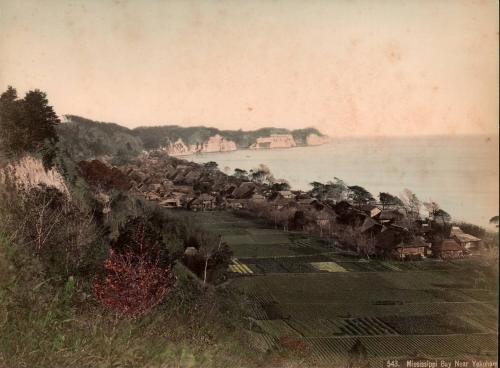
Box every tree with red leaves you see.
[78,159,131,191]
[93,249,175,317]
[93,216,176,317]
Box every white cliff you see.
[306,133,330,146]
[0,156,69,195]
[250,134,297,149]
[166,135,237,155]
[198,134,237,153]
[166,138,191,156]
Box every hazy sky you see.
[0,0,498,136]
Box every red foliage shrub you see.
[277,335,310,358]
[93,249,175,317]
[78,159,131,191]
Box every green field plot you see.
[263,301,497,321]
[239,255,335,274]
[423,288,478,303]
[250,233,291,245]
[228,243,298,258]
[246,302,269,320]
[233,273,469,305]
[303,334,498,362]
[340,317,398,335]
[380,261,402,271]
[287,317,398,337]
[381,315,481,335]
[246,331,277,353]
[336,261,397,272]
[244,290,278,306]
[289,238,315,248]
[251,259,289,273]
[222,234,255,245]
[390,262,423,271]
[245,228,286,235]
[391,301,497,318]
[335,261,374,272]
[289,235,334,252]
[458,313,498,333]
[287,245,325,255]
[456,289,498,303]
[252,320,303,338]
[277,255,332,273]
[286,319,344,337]
[411,260,461,271]
[209,227,250,235]
[377,270,476,291]
[364,261,397,272]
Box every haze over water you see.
[190,135,499,228]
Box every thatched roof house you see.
[450,226,481,251]
[432,239,464,259]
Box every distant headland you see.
[59,115,330,160]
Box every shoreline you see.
[168,142,330,157]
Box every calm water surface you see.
[189,135,499,227]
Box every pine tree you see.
[0,86,60,168]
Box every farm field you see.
[192,211,498,364]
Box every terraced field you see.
[193,211,498,365]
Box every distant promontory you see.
[59,115,329,161]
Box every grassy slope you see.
[0,233,264,368]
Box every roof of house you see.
[198,193,215,201]
[232,182,256,198]
[453,233,481,243]
[379,209,405,221]
[375,224,408,249]
[333,201,353,214]
[450,227,481,242]
[316,209,335,221]
[159,198,179,205]
[273,199,299,208]
[226,198,249,204]
[360,217,382,233]
[298,198,318,205]
[222,183,237,193]
[434,239,463,251]
[184,169,203,183]
[395,236,430,249]
[361,205,382,215]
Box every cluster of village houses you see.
[121,151,482,261]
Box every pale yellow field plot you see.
[381,262,402,271]
[228,258,254,275]
[309,262,347,273]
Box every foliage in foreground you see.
[93,249,176,317]
[0,181,107,280]
[0,237,260,368]
[0,164,274,367]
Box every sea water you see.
[189,135,499,227]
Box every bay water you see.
[189,135,499,227]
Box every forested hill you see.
[134,125,324,150]
[58,115,325,161]
[57,115,144,163]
